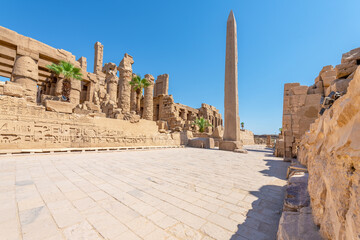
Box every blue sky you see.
[1,0,360,134]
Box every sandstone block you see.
[329,78,351,94]
[3,82,24,98]
[219,140,245,152]
[277,208,322,240]
[335,60,357,79]
[45,100,75,114]
[341,47,360,63]
[321,69,336,87]
[291,86,308,95]
[188,137,214,149]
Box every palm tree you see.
[46,61,82,101]
[241,122,244,130]
[194,117,212,133]
[129,74,150,114]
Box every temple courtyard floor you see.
[0,145,289,240]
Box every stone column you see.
[12,55,38,102]
[130,73,137,112]
[103,63,118,103]
[219,10,245,153]
[69,79,81,104]
[117,54,134,114]
[94,42,103,74]
[143,74,155,120]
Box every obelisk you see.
[219,10,246,153]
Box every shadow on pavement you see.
[230,157,290,240]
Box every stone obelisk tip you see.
[227,10,235,22]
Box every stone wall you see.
[239,129,255,145]
[297,66,360,240]
[280,47,360,160]
[0,95,178,149]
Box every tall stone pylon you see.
[219,10,246,153]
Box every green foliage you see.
[241,122,244,129]
[279,127,282,133]
[194,117,212,133]
[46,61,82,81]
[129,74,150,94]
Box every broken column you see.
[103,62,118,103]
[117,53,134,114]
[143,74,155,120]
[94,42,103,74]
[219,10,245,153]
[154,74,169,96]
[11,55,38,102]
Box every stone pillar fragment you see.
[130,74,137,113]
[103,63,118,103]
[69,79,81,104]
[219,10,245,153]
[12,55,38,102]
[154,74,169,97]
[143,74,155,120]
[117,54,134,114]
[94,42,103,74]
[77,57,87,72]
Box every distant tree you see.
[194,117,212,133]
[279,128,282,133]
[241,122,244,130]
[46,61,82,100]
[129,74,150,114]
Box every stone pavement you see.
[0,145,289,240]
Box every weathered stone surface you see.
[341,47,360,63]
[240,129,255,145]
[117,54,133,114]
[335,60,357,79]
[277,208,322,240]
[329,78,351,94]
[321,68,336,87]
[219,140,242,151]
[291,86,308,95]
[93,42,103,74]
[12,55,38,102]
[103,62,118,103]
[3,82,24,98]
[284,175,310,211]
[45,99,75,114]
[143,74,154,120]
[188,137,214,149]
[0,95,178,149]
[298,66,360,240]
[154,74,169,97]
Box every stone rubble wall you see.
[280,47,360,160]
[297,66,360,240]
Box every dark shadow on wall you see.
[230,159,290,240]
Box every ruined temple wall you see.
[281,48,360,159]
[0,95,179,149]
[297,66,360,240]
[239,129,254,145]
[282,83,322,159]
